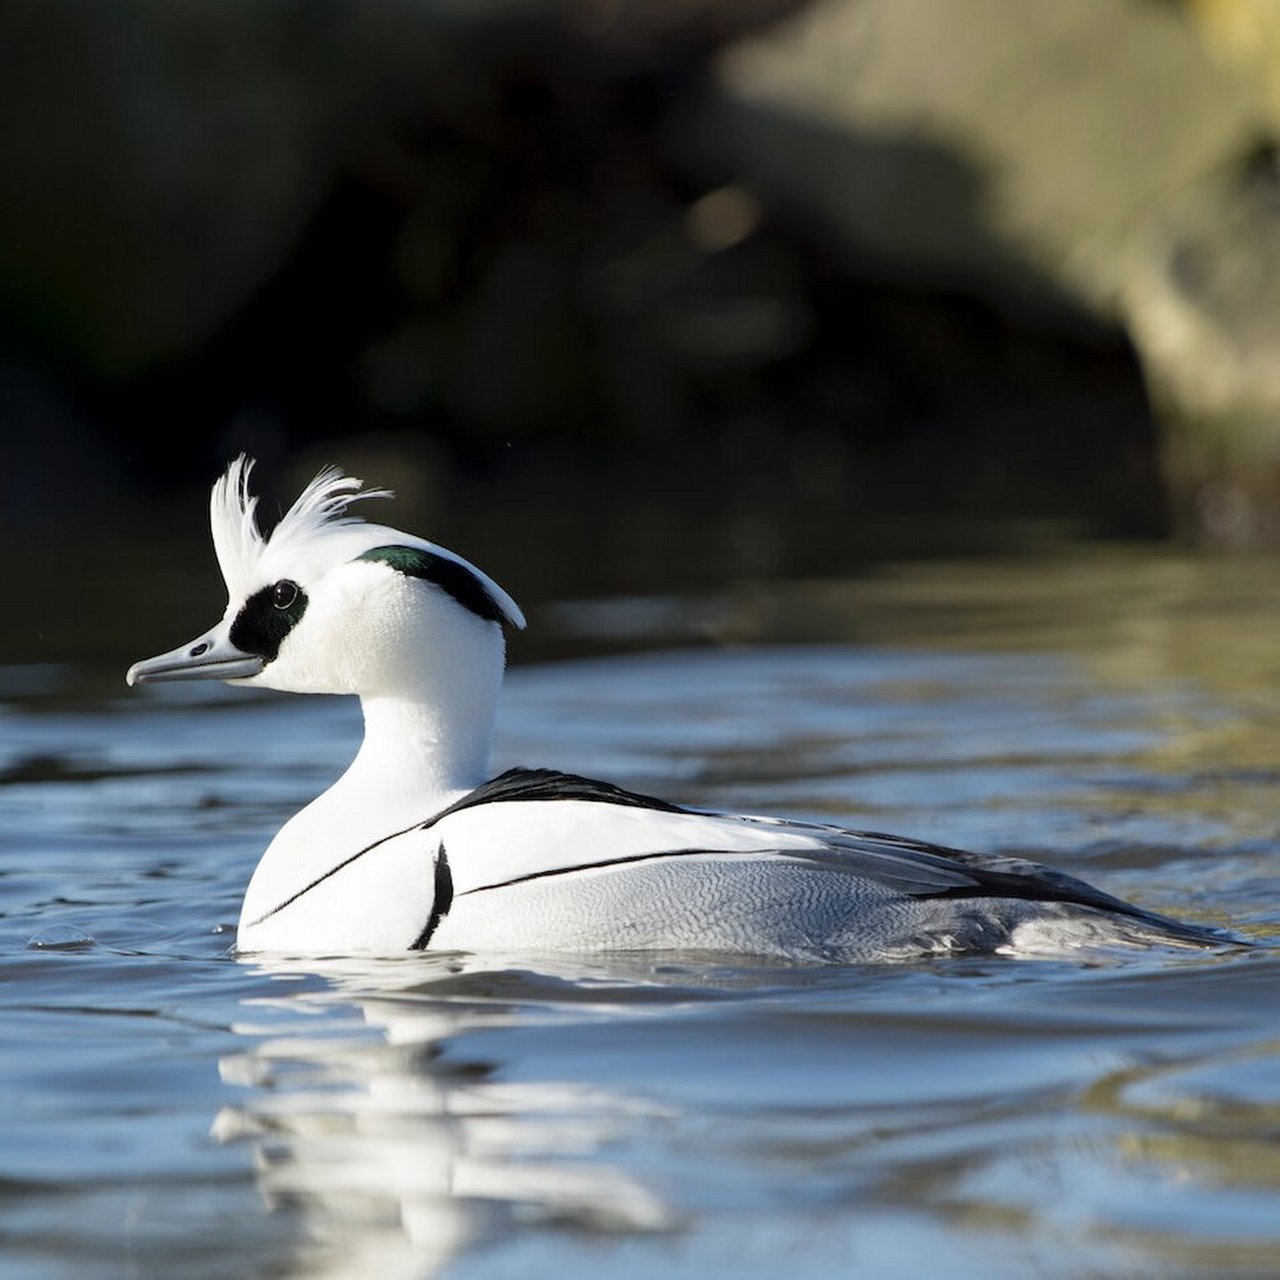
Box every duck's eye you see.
[271,580,299,610]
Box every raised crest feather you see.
[210,455,392,600]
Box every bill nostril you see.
[190,641,210,657]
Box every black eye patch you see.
[230,580,309,661]
[357,545,507,625]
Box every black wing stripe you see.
[426,767,688,824]
[455,847,757,896]
[450,833,1225,946]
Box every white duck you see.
[127,458,1230,958]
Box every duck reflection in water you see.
[211,953,678,1279]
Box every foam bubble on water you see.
[26,924,95,951]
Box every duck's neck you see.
[317,625,506,833]
[343,687,496,822]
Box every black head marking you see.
[229,579,309,661]
[357,544,508,625]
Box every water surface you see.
[2,550,1278,1278]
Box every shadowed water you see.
[2,551,1278,1279]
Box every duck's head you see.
[126,456,525,696]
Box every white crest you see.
[207,455,526,629]
[210,455,391,601]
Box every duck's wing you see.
[426,768,1227,947]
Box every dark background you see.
[4,0,1277,665]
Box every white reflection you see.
[213,953,679,1279]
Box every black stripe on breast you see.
[411,846,454,949]
[243,818,432,929]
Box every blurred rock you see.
[5,0,1271,547]
[699,0,1260,310]
[691,0,1280,538]
[1122,150,1280,545]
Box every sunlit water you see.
[3,552,1279,1279]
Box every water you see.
[2,550,1279,1279]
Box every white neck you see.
[326,619,505,828]
[341,684,496,824]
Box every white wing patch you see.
[435,800,831,897]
